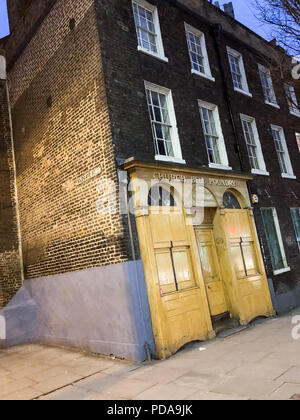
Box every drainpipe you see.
[0,55,25,283]
[210,23,253,201]
[210,24,245,172]
[118,169,152,361]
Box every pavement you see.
[0,308,300,400]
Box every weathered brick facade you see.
[0,52,23,308]
[0,0,299,314]
[95,0,300,306]
[1,0,132,285]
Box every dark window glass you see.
[148,186,176,207]
[223,192,241,209]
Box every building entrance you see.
[123,161,275,358]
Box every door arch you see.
[135,184,214,358]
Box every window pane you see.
[291,208,300,250]
[146,88,175,158]
[133,2,158,53]
[186,29,205,74]
[261,209,285,271]
[200,106,221,164]
[272,128,288,174]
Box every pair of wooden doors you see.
[139,204,274,358]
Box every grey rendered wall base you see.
[275,286,300,315]
[0,261,155,362]
[0,287,38,348]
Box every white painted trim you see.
[191,69,215,82]
[273,267,291,276]
[133,0,167,62]
[261,207,289,274]
[198,99,230,168]
[144,81,184,162]
[185,22,214,81]
[251,169,270,176]
[258,63,278,106]
[289,110,300,118]
[284,83,300,117]
[226,46,251,96]
[271,124,295,178]
[240,114,268,174]
[208,163,232,171]
[291,208,300,251]
[281,173,297,180]
[155,155,186,164]
[265,101,280,109]
[234,88,253,98]
[137,46,168,62]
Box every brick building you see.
[0,0,299,360]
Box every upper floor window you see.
[198,100,231,170]
[258,64,279,108]
[145,81,185,164]
[132,0,168,62]
[227,47,251,97]
[185,23,215,82]
[296,133,300,152]
[240,114,268,176]
[284,84,300,117]
[271,125,295,179]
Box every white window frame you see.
[185,23,215,82]
[198,99,231,170]
[227,47,252,97]
[132,0,168,63]
[296,132,300,153]
[240,114,269,176]
[258,64,279,109]
[291,208,300,251]
[144,81,185,164]
[261,208,290,276]
[271,124,296,179]
[284,84,300,117]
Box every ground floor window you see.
[291,208,300,251]
[261,208,290,275]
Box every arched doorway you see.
[136,183,214,358]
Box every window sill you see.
[191,69,215,82]
[155,155,186,165]
[209,163,232,171]
[265,101,280,109]
[137,46,169,63]
[282,173,296,179]
[273,267,291,276]
[251,169,270,176]
[234,87,253,98]
[289,111,300,118]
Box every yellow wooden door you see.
[146,207,214,358]
[196,229,228,317]
[224,209,274,324]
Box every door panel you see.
[224,209,274,323]
[148,209,212,357]
[196,229,228,317]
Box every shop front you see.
[123,160,275,359]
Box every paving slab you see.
[0,308,300,400]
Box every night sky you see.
[0,0,272,41]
